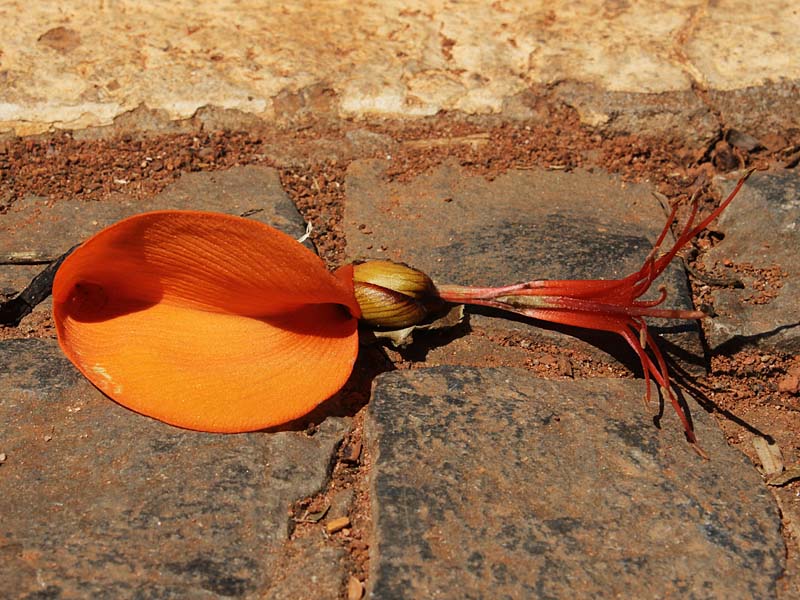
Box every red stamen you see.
[436,169,754,449]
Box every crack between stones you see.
[770,491,796,593]
[279,420,371,599]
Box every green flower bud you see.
[352,260,443,328]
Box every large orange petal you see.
[53,210,361,317]
[53,211,360,432]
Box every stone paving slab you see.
[702,171,800,353]
[264,536,347,600]
[1,165,309,311]
[0,264,40,299]
[1,2,798,139]
[0,164,307,259]
[345,159,705,374]
[0,338,347,598]
[366,367,785,599]
[0,169,346,597]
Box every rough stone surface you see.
[0,165,307,259]
[0,338,348,598]
[366,367,785,599]
[551,82,720,147]
[702,171,800,353]
[264,536,347,600]
[345,159,705,374]
[0,264,41,301]
[0,165,308,312]
[1,2,798,138]
[706,81,800,143]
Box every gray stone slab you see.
[264,536,346,600]
[366,367,784,599]
[552,83,719,148]
[1,165,307,259]
[0,264,41,298]
[706,82,800,145]
[1,165,309,317]
[345,160,704,374]
[0,338,348,598]
[702,171,800,353]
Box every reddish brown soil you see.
[1,112,799,598]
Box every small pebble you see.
[347,576,364,600]
[342,440,362,465]
[557,355,574,378]
[329,489,355,522]
[325,516,351,534]
[778,374,799,395]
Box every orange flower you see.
[53,211,361,433]
[53,171,751,449]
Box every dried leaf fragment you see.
[767,466,800,487]
[371,304,465,348]
[752,437,784,476]
[298,505,330,524]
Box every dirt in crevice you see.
[283,407,373,599]
[279,163,349,266]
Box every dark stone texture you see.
[550,80,800,152]
[706,81,800,144]
[552,81,719,148]
[263,536,346,600]
[0,165,307,260]
[0,265,41,299]
[702,171,800,353]
[345,160,705,374]
[0,338,348,598]
[0,165,310,316]
[366,367,784,599]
